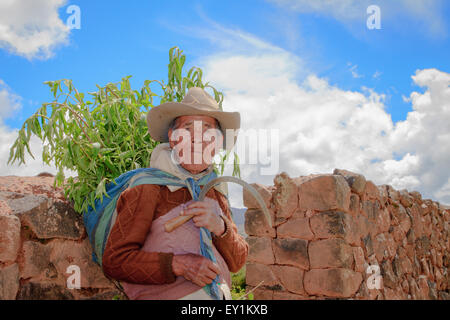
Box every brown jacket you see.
[102,184,248,285]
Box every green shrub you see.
[230,265,253,300]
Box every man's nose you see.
[191,128,207,142]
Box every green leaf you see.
[33,117,42,139]
[52,82,58,97]
[104,157,119,176]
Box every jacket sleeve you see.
[102,184,177,285]
[212,190,249,273]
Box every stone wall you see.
[243,169,449,300]
[0,175,126,300]
[1,170,448,300]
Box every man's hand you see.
[181,201,225,236]
[172,253,220,287]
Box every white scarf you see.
[149,143,228,196]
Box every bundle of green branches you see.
[8,46,241,215]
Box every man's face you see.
[168,115,223,174]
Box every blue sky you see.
[1,0,449,206]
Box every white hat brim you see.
[147,101,240,151]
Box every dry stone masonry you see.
[0,170,448,300]
[243,169,449,300]
[0,175,125,300]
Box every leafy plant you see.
[7,46,240,215]
[230,266,253,300]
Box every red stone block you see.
[243,183,274,210]
[345,215,362,246]
[0,263,19,300]
[392,225,406,242]
[422,214,432,237]
[436,251,443,268]
[309,238,354,269]
[271,265,305,295]
[385,233,397,259]
[309,211,347,239]
[244,209,276,238]
[361,199,382,222]
[21,241,52,280]
[417,276,429,299]
[420,258,431,278]
[0,200,13,215]
[358,214,371,239]
[430,248,437,266]
[246,236,275,265]
[272,172,299,224]
[409,278,420,299]
[409,191,422,203]
[0,213,21,263]
[390,202,408,226]
[387,185,400,202]
[399,189,413,208]
[298,174,351,212]
[378,185,389,206]
[420,203,431,216]
[384,287,406,300]
[273,238,309,270]
[377,207,391,234]
[245,263,279,288]
[401,279,409,294]
[373,233,388,262]
[49,238,116,289]
[380,260,397,289]
[399,214,412,235]
[349,193,360,216]
[352,247,366,273]
[434,268,444,290]
[363,181,381,202]
[273,291,309,300]
[333,169,367,195]
[410,204,424,238]
[304,268,363,298]
[401,257,414,275]
[277,217,314,240]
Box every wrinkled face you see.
[168,115,223,174]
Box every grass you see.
[230,265,253,300]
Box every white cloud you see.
[267,0,447,37]
[185,23,450,207]
[0,125,57,176]
[0,0,70,59]
[373,71,382,79]
[348,62,363,79]
[0,79,22,119]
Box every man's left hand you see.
[181,201,225,236]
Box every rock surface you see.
[0,174,126,300]
[244,169,450,300]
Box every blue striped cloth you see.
[185,177,221,300]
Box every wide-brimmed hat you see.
[147,87,240,151]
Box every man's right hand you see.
[172,253,220,287]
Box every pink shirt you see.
[121,197,232,300]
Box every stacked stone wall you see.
[0,176,124,300]
[243,169,449,300]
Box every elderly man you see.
[102,87,248,300]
